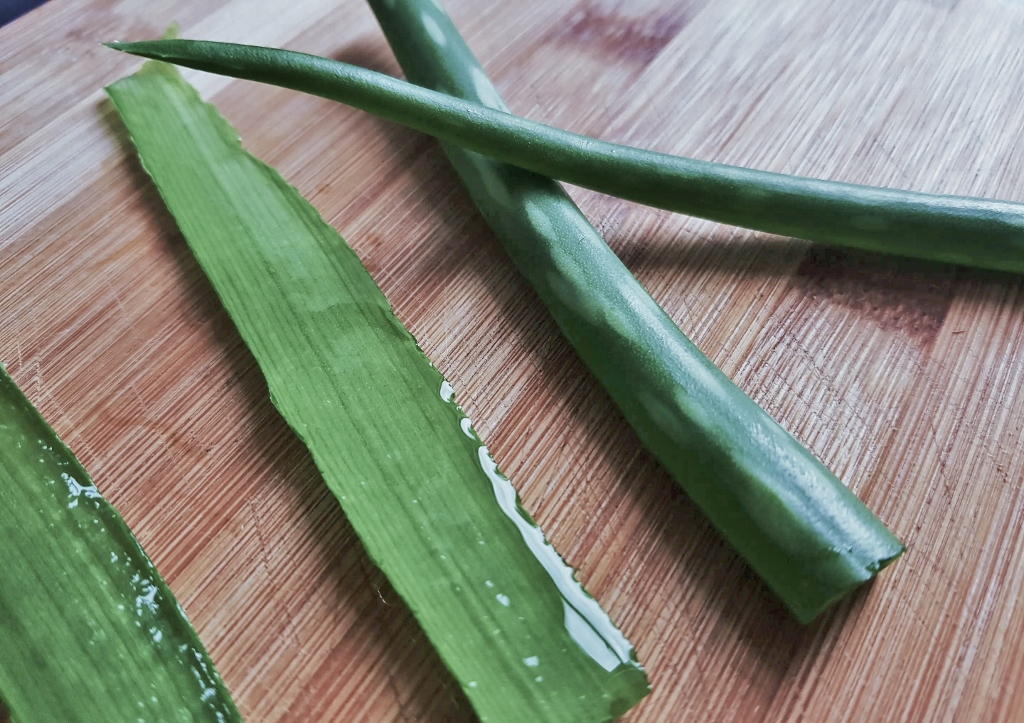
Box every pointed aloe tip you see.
[103,39,172,61]
[106,22,179,53]
[104,40,154,57]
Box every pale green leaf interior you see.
[106,61,649,722]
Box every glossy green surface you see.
[107,39,1024,274]
[106,61,649,722]
[0,366,240,722]
[364,0,903,623]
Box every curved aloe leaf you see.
[106,38,1024,274]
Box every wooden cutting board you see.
[3,0,1024,720]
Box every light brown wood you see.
[3,0,1024,720]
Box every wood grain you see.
[2,0,1023,720]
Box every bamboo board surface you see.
[2,0,1024,720]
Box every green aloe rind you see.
[365,0,903,624]
[106,38,1024,274]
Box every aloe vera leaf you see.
[364,0,905,624]
[0,365,241,722]
[106,39,1024,274]
[105,60,649,722]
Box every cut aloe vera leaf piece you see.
[105,38,1024,275]
[105,60,649,722]
[0,365,241,722]
[366,0,903,623]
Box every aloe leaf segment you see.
[363,0,904,623]
[106,60,649,722]
[0,365,241,722]
[106,38,1024,273]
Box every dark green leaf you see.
[0,365,241,722]
[365,0,904,624]
[107,38,1024,273]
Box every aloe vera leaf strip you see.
[105,38,1024,274]
[106,60,649,722]
[365,0,903,624]
[0,365,241,722]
